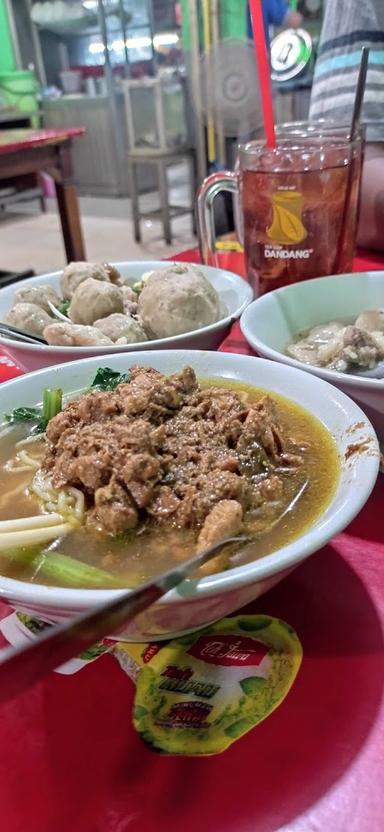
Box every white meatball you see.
[137,264,221,338]
[43,322,113,347]
[60,262,121,299]
[6,303,52,337]
[94,313,148,343]
[14,284,60,313]
[68,278,124,325]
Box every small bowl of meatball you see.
[0,261,253,371]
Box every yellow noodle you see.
[0,522,70,549]
[0,513,63,531]
[15,434,45,449]
[18,450,41,470]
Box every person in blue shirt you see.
[247,0,303,49]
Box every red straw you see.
[249,0,276,147]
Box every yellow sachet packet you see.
[115,614,302,756]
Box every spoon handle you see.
[0,536,246,704]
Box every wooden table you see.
[0,128,86,262]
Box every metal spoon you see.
[0,535,247,704]
[0,321,46,345]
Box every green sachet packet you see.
[115,614,302,756]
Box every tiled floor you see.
[0,164,197,274]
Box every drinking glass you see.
[197,122,364,295]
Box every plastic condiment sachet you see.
[115,614,302,755]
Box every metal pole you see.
[188,0,207,183]
[97,0,126,192]
[118,0,131,78]
[210,0,226,166]
[147,0,158,74]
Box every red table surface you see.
[1,251,384,832]
[0,127,85,154]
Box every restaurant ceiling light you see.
[89,42,105,54]
[88,34,178,55]
[153,33,179,48]
[125,36,152,49]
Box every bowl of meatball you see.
[240,271,384,438]
[0,260,253,371]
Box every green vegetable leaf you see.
[91,367,130,391]
[42,388,62,425]
[4,387,63,434]
[58,299,70,317]
[4,406,41,424]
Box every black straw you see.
[350,46,369,140]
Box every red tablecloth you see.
[0,252,384,832]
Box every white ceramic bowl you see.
[0,350,379,640]
[241,272,384,438]
[0,261,253,372]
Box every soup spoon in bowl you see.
[0,321,46,345]
[0,535,247,705]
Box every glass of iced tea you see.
[197,122,364,296]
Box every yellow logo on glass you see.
[267,191,307,245]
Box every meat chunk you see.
[355,309,384,333]
[198,499,243,549]
[41,366,301,537]
[238,397,284,460]
[90,479,138,534]
[117,366,197,422]
[43,322,113,346]
[121,452,161,507]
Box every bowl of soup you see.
[240,271,384,437]
[0,350,379,640]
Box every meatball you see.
[137,264,221,338]
[68,278,124,326]
[121,284,138,315]
[43,322,113,347]
[60,262,121,299]
[6,302,52,337]
[14,284,60,313]
[94,313,148,343]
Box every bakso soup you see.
[287,309,384,377]
[0,366,339,588]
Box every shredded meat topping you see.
[42,366,301,535]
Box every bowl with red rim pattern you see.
[0,349,379,641]
[0,261,253,372]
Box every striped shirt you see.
[309,0,384,141]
